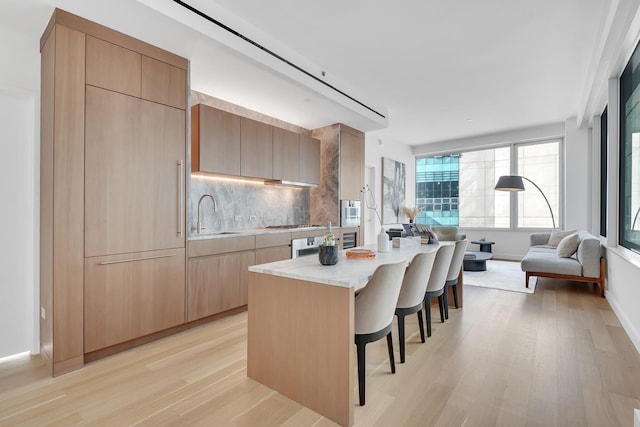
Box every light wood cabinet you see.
[311,124,365,227]
[191,104,241,175]
[84,248,186,353]
[241,117,273,179]
[255,232,291,264]
[40,22,86,376]
[339,127,365,201]
[40,8,189,374]
[187,250,255,321]
[299,134,321,185]
[86,35,141,97]
[141,55,187,109]
[255,246,291,264]
[272,127,299,182]
[85,86,185,257]
[191,104,320,185]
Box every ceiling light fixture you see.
[172,0,385,120]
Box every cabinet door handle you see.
[98,253,177,265]
[177,160,183,236]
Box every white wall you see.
[363,132,415,245]
[564,117,591,230]
[0,25,40,357]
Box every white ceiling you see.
[2,0,611,146]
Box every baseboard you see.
[607,293,640,355]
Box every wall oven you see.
[341,200,361,227]
[291,235,324,258]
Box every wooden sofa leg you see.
[525,272,530,288]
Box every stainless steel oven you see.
[291,235,323,258]
[341,200,361,227]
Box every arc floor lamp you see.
[495,175,556,229]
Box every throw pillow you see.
[548,229,577,247]
[556,232,579,257]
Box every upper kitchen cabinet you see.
[86,35,187,110]
[191,101,320,184]
[299,134,321,185]
[339,126,365,200]
[272,127,299,182]
[310,124,364,226]
[141,56,187,109]
[191,104,241,175]
[86,35,141,98]
[241,117,273,179]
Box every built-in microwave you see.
[341,200,361,227]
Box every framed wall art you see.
[382,157,406,224]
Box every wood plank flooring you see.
[1,277,639,426]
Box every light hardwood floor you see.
[1,278,639,426]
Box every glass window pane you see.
[600,107,607,237]
[516,141,560,228]
[458,147,510,228]
[620,42,640,252]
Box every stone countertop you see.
[188,226,328,240]
[248,243,447,289]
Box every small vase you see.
[318,245,338,265]
[377,229,390,253]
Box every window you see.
[416,140,561,229]
[620,42,640,251]
[600,107,607,237]
[517,142,560,228]
[415,155,459,225]
[458,147,510,228]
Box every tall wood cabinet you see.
[40,9,188,376]
[310,124,365,232]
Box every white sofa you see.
[520,230,606,297]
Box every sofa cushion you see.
[556,232,579,257]
[548,229,577,247]
[521,246,582,276]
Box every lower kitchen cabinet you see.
[255,246,291,264]
[187,250,256,321]
[254,233,291,264]
[84,248,186,353]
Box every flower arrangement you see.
[402,205,423,223]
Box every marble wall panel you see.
[189,175,310,235]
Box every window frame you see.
[415,138,564,231]
[600,106,608,237]
[619,43,640,253]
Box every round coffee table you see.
[471,240,495,253]
[463,251,493,271]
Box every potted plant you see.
[318,222,338,265]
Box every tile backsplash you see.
[189,175,310,235]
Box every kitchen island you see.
[247,242,455,426]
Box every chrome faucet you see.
[196,193,217,234]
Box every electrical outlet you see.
[41,307,46,320]
[249,215,257,221]
[235,215,243,221]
